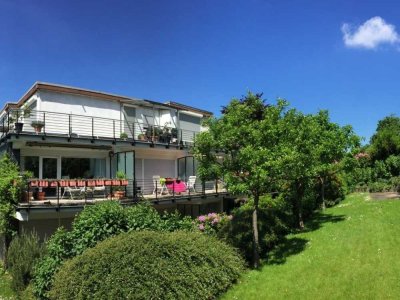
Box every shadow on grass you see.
[303,212,346,233]
[266,237,308,265]
[262,213,346,266]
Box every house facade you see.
[0,82,233,239]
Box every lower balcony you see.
[19,178,228,209]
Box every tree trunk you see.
[293,181,305,230]
[252,193,260,268]
[320,176,326,210]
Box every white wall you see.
[17,90,204,140]
[39,90,121,118]
[39,90,122,138]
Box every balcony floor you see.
[18,189,227,208]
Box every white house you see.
[0,82,234,239]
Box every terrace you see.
[19,177,228,209]
[0,108,199,147]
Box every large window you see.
[61,158,106,179]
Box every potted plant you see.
[9,105,31,133]
[145,126,153,141]
[171,128,178,144]
[138,133,146,141]
[120,132,128,140]
[113,171,126,199]
[31,120,45,133]
[37,191,46,200]
[153,127,163,142]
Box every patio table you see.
[166,179,187,193]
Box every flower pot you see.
[33,126,43,133]
[24,191,33,202]
[113,191,125,199]
[14,122,23,133]
[37,191,46,200]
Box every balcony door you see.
[123,106,136,138]
[116,151,135,197]
[41,157,60,197]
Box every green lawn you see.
[223,193,400,300]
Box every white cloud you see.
[342,16,400,49]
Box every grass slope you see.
[223,193,400,300]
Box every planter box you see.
[50,181,58,188]
[38,180,49,187]
[77,180,86,187]
[29,180,39,187]
[59,180,69,187]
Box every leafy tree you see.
[369,115,400,161]
[311,111,359,209]
[194,93,288,268]
[195,92,357,265]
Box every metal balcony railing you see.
[20,178,227,208]
[1,109,200,146]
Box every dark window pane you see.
[62,158,106,179]
[24,156,39,178]
[43,158,57,179]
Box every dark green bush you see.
[70,201,129,255]
[49,231,244,300]
[33,201,195,299]
[32,228,73,299]
[159,210,195,232]
[218,195,289,263]
[368,180,392,192]
[6,230,44,293]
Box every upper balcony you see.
[0,109,200,147]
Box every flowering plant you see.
[194,212,233,235]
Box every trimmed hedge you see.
[49,231,244,300]
[33,201,195,299]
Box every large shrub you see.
[33,201,195,299]
[218,195,289,263]
[6,230,44,293]
[0,154,30,260]
[49,231,244,300]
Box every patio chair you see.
[93,186,106,198]
[152,175,167,195]
[62,186,84,200]
[186,176,197,193]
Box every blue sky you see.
[1,0,400,142]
